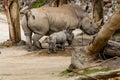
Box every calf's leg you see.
[61,43,65,51]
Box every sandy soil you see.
[0,46,72,80]
[0,13,72,80]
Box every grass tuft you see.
[60,69,71,76]
[83,68,112,74]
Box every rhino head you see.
[64,27,74,46]
[79,16,102,35]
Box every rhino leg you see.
[48,47,53,54]
[26,35,32,49]
[24,31,32,50]
[67,40,72,46]
[53,43,57,53]
[61,43,65,51]
[32,34,43,50]
[48,42,56,53]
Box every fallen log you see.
[104,40,120,56]
[73,35,120,57]
[76,69,120,80]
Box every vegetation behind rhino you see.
[21,4,99,50]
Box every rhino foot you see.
[48,50,57,54]
[27,46,40,51]
[61,48,65,51]
[48,51,52,54]
[17,40,26,46]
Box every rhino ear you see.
[66,26,70,30]
[44,36,50,43]
[66,27,74,34]
[66,26,72,32]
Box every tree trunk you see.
[71,9,120,69]
[4,0,21,44]
[93,0,103,24]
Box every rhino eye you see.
[21,2,24,6]
[90,22,92,24]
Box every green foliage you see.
[59,68,112,77]
[32,0,44,8]
[60,69,71,76]
[83,68,112,74]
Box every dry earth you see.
[0,46,72,80]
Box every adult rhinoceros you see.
[21,4,99,50]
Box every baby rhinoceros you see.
[45,28,74,53]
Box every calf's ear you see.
[69,29,74,34]
[43,37,49,43]
[66,26,70,31]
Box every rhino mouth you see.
[80,26,99,35]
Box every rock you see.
[0,40,13,47]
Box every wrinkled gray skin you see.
[45,28,74,53]
[21,4,99,51]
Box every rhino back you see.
[37,5,83,32]
[22,5,85,35]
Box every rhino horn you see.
[96,19,103,28]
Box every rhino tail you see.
[24,10,36,28]
[24,11,29,28]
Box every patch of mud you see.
[0,45,73,57]
[23,47,73,57]
[0,45,71,80]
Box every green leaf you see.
[32,0,44,8]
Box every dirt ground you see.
[0,46,73,80]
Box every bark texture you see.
[93,0,103,23]
[4,0,21,44]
